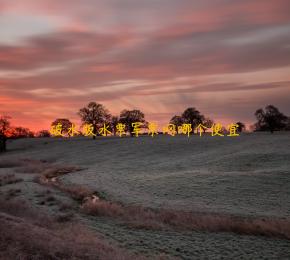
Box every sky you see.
[0,0,290,131]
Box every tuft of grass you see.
[0,174,23,186]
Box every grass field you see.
[0,133,290,259]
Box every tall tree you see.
[181,107,205,132]
[254,105,288,133]
[0,116,11,152]
[78,102,111,139]
[119,109,146,136]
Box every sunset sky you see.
[0,0,290,131]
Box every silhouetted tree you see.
[254,105,288,133]
[181,107,205,133]
[119,109,146,136]
[0,116,11,152]
[236,122,246,133]
[169,115,184,133]
[37,130,51,138]
[78,102,111,139]
[51,118,73,137]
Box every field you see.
[0,133,290,259]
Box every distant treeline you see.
[1,103,289,151]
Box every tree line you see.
[50,103,243,138]
[1,103,289,152]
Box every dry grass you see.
[42,166,83,178]
[35,176,92,201]
[29,161,91,202]
[55,183,92,201]
[0,199,144,260]
[81,200,290,240]
[27,161,90,201]
[0,198,53,226]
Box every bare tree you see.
[181,108,205,130]
[119,110,146,136]
[78,102,111,139]
[254,105,288,133]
